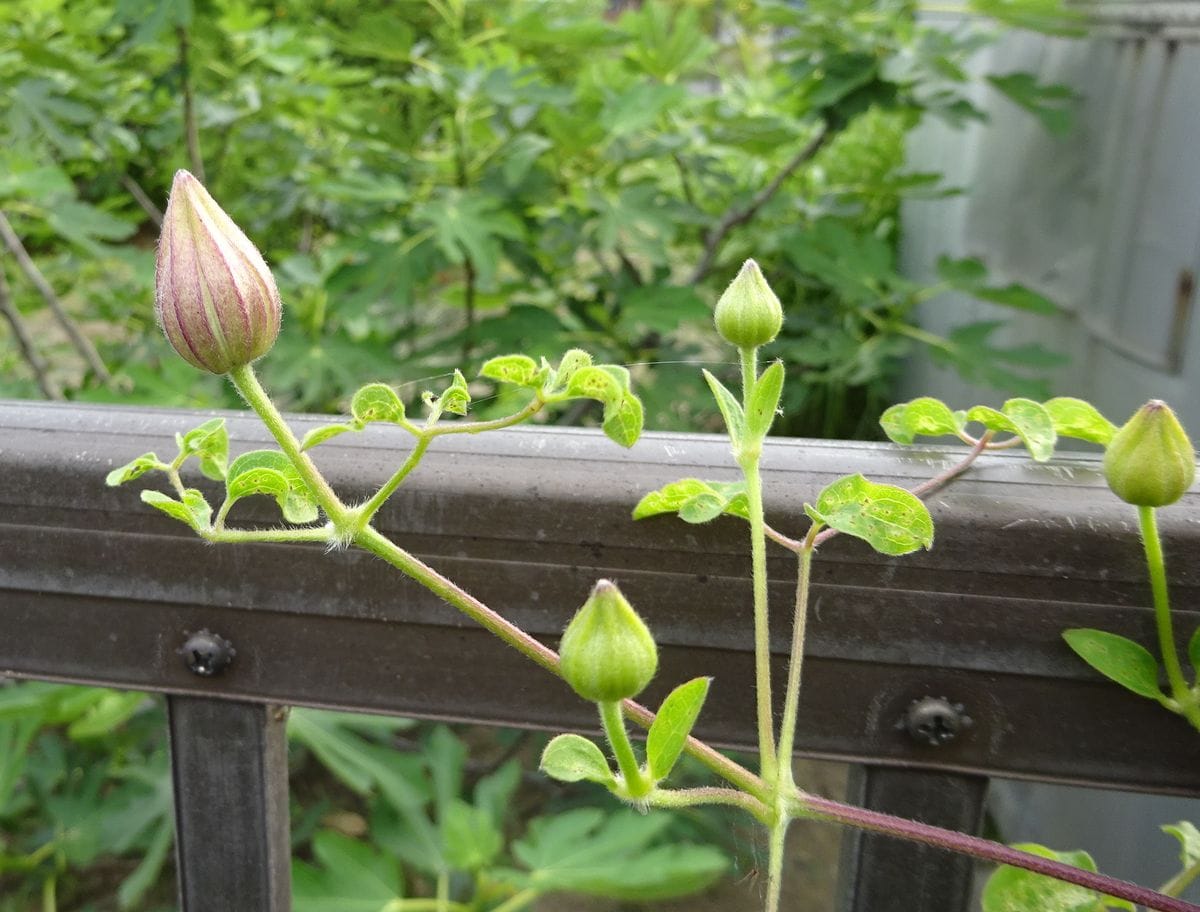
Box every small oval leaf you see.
[808,474,933,556]
[879,397,964,445]
[745,360,784,440]
[539,734,615,786]
[1062,628,1164,701]
[567,366,622,406]
[702,370,745,447]
[602,394,644,448]
[647,677,711,781]
[106,453,161,486]
[351,383,406,424]
[300,423,355,451]
[480,354,540,387]
[1043,398,1116,446]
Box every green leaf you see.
[982,843,1134,912]
[1043,398,1117,446]
[179,418,229,480]
[116,816,173,910]
[539,734,615,786]
[633,479,749,524]
[499,808,727,901]
[437,370,471,417]
[226,450,319,524]
[351,383,406,424]
[1163,821,1200,870]
[805,474,933,556]
[442,799,503,871]
[140,489,212,530]
[879,397,966,444]
[966,398,1057,461]
[745,361,784,439]
[553,349,593,390]
[647,677,710,781]
[702,370,745,447]
[66,691,146,740]
[1062,629,1164,701]
[480,354,542,388]
[987,73,1076,136]
[106,453,162,486]
[566,365,622,406]
[293,831,404,912]
[602,394,644,448]
[300,423,356,451]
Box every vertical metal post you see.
[167,697,291,912]
[836,766,988,912]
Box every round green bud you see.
[1103,400,1195,507]
[714,258,783,349]
[558,580,658,703]
[156,170,282,375]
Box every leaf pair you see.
[540,677,711,788]
[106,417,230,486]
[635,473,933,557]
[301,382,413,450]
[224,450,320,524]
[703,360,784,450]
[881,396,1117,461]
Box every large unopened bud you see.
[714,259,783,349]
[559,580,658,703]
[1104,400,1195,507]
[155,170,281,374]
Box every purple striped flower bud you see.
[155,170,281,374]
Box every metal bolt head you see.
[179,630,235,677]
[901,696,971,747]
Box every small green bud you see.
[559,580,658,703]
[1103,400,1195,507]
[155,170,282,374]
[714,259,783,349]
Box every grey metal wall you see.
[901,5,1200,897]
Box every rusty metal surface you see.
[2,401,1198,793]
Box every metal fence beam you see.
[167,696,290,912]
[3,401,1199,795]
[837,767,988,912]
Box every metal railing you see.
[2,400,1198,911]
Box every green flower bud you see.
[1103,400,1195,507]
[155,170,281,374]
[559,580,658,703]
[714,258,783,349]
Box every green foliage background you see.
[1,0,1073,438]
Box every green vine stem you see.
[1162,856,1200,899]
[737,344,778,785]
[644,787,771,825]
[599,700,650,798]
[799,794,1199,912]
[1138,505,1200,728]
[228,364,351,526]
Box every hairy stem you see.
[738,346,777,784]
[1162,856,1200,898]
[776,540,815,783]
[1138,505,1199,725]
[645,787,771,825]
[228,364,350,526]
[800,794,1200,912]
[599,700,648,798]
[764,819,790,912]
